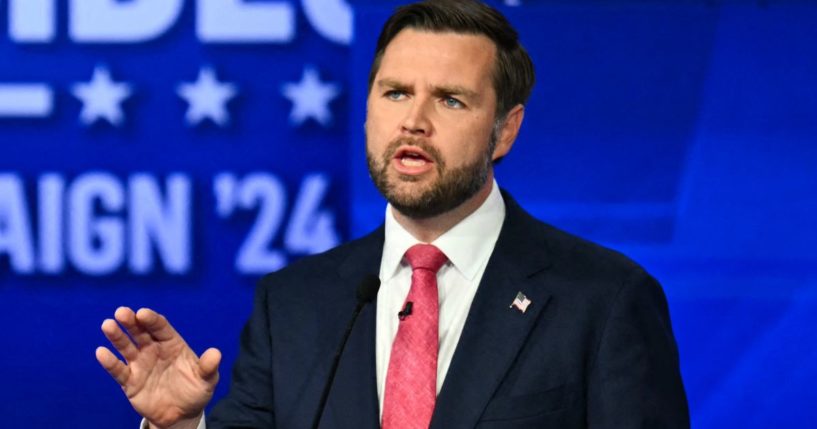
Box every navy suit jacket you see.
[208,192,689,428]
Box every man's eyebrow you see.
[376,79,410,91]
[375,79,481,101]
[431,85,479,100]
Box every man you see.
[97,1,689,428]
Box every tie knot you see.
[405,244,448,273]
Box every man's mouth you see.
[396,148,431,165]
[392,146,435,174]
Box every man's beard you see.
[366,135,495,220]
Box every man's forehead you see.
[376,29,497,81]
[384,28,496,54]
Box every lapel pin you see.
[510,291,531,313]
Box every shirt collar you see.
[379,180,506,282]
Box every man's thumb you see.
[198,348,222,380]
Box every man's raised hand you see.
[96,307,220,429]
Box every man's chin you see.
[393,168,435,183]
[386,190,431,210]
[385,174,433,194]
[388,201,438,220]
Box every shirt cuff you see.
[139,416,206,429]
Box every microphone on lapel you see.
[398,301,413,320]
[311,275,380,429]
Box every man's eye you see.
[385,90,405,100]
[444,97,464,108]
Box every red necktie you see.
[382,244,448,429]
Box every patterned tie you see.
[382,244,448,429]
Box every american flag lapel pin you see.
[510,291,531,313]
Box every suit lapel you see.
[431,194,553,429]
[323,227,384,429]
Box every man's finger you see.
[95,346,130,386]
[135,308,179,342]
[101,318,139,362]
[198,347,222,381]
[114,306,152,349]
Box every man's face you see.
[366,29,501,219]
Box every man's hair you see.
[367,0,535,120]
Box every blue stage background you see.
[1,1,815,427]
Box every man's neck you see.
[392,175,495,243]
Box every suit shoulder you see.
[502,190,645,282]
[519,215,669,331]
[538,220,643,276]
[508,206,651,297]
[256,226,384,289]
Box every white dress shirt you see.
[376,181,506,417]
[140,416,206,429]
[142,181,505,428]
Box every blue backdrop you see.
[1,1,815,427]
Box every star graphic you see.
[282,66,340,127]
[177,66,238,127]
[71,65,132,126]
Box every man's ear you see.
[492,104,525,161]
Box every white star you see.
[71,65,132,126]
[177,66,238,127]
[282,66,340,127]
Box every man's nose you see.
[400,98,433,136]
